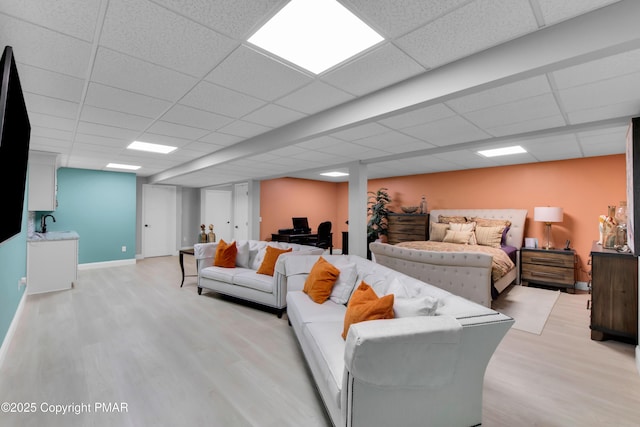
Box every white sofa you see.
[194,240,324,317]
[278,254,514,427]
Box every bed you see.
[370,209,527,307]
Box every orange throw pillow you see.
[303,257,340,304]
[256,246,292,276]
[213,239,237,268]
[342,282,394,340]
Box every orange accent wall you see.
[259,177,341,241]
[261,154,626,282]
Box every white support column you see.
[348,162,368,258]
[248,180,261,240]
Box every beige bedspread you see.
[395,241,515,283]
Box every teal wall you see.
[0,173,28,345]
[50,168,137,264]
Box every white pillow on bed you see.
[429,222,449,241]
[448,221,477,244]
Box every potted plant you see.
[367,187,391,243]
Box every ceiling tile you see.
[322,43,425,96]
[567,100,640,125]
[151,0,286,39]
[242,104,306,127]
[521,134,583,161]
[161,104,234,132]
[217,120,271,138]
[91,48,198,101]
[344,0,470,39]
[461,93,563,130]
[558,71,640,112]
[430,150,498,169]
[181,81,265,118]
[76,122,139,140]
[331,122,389,141]
[24,93,79,120]
[80,106,153,131]
[28,112,75,131]
[552,48,640,89]
[402,115,491,145]
[536,0,621,26]
[487,115,567,137]
[378,104,457,129]
[577,125,628,157]
[100,0,238,77]
[145,121,210,141]
[446,75,552,114]
[0,14,92,78]
[352,131,434,154]
[0,0,102,41]
[275,81,355,115]
[198,132,243,147]
[84,83,172,118]
[205,46,312,101]
[17,64,85,103]
[396,0,538,68]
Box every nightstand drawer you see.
[522,264,575,285]
[521,250,574,268]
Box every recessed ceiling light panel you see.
[106,163,141,170]
[321,171,349,177]
[248,0,383,74]
[127,141,177,154]
[478,145,527,158]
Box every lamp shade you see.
[534,206,563,223]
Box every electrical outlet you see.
[121,246,127,252]
[18,277,26,290]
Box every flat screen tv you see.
[0,46,31,244]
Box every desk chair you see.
[310,221,333,254]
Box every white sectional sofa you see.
[194,240,323,317]
[277,254,514,427]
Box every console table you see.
[179,248,196,287]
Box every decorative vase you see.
[603,206,617,249]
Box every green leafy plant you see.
[367,187,391,241]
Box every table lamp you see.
[534,206,563,250]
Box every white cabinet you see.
[28,151,59,211]
[27,235,78,295]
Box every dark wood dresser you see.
[589,242,638,344]
[386,213,428,245]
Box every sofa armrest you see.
[194,243,218,274]
[344,315,463,388]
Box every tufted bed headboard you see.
[428,209,528,249]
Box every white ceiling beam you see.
[149,0,640,184]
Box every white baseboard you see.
[0,291,26,369]
[636,346,640,375]
[78,259,136,270]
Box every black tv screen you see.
[0,46,31,243]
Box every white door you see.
[234,182,249,241]
[204,189,232,242]
[142,184,177,258]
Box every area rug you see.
[491,285,560,335]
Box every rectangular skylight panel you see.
[127,141,177,154]
[478,145,527,157]
[248,0,383,74]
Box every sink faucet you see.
[41,214,56,233]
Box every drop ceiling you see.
[1,0,638,188]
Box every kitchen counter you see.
[28,231,79,241]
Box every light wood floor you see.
[1,255,639,426]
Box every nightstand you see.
[521,247,576,292]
